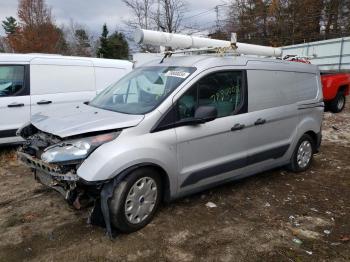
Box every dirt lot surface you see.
[0,105,349,262]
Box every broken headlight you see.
[41,132,120,164]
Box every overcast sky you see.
[0,0,227,37]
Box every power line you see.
[182,4,228,21]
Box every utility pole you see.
[157,0,160,31]
[215,5,220,31]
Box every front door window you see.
[177,71,243,120]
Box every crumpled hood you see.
[31,103,144,138]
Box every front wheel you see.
[328,91,346,113]
[109,168,162,233]
[288,134,314,172]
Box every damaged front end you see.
[17,124,119,209]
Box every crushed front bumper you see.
[18,151,79,199]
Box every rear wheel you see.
[288,134,314,172]
[328,91,346,113]
[109,168,162,233]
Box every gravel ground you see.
[0,104,349,262]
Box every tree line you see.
[220,0,350,46]
[124,0,350,48]
[1,0,349,56]
[0,0,129,59]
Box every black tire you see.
[288,134,315,172]
[328,91,346,113]
[109,167,162,233]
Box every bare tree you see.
[155,0,187,33]
[0,37,12,52]
[63,20,93,56]
[122,0,187,51]
[18,0,52,27]
[122,0,158,51]
[122,0,155,29]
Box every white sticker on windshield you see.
[164,71,190,78]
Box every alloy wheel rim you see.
[297,140,312,168]
[337,96,345,110]
[125,177,158,224]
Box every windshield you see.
[90,66,196,114]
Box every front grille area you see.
[18,151,79,182]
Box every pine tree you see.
[97,25,129,59]
[1,17,18,35]
[107,31,129,59]
[97,24,109,58]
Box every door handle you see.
[254,118,266,125]
[37,100,52,105]
[231,123,245,131]
[7,103,24,108]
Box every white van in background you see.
[0,54,133,145]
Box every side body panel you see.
[297,70,323,144]
[175,113,250,194]
[30,59,96,116]
[245,69,299,167]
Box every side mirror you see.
[194,105,217,123]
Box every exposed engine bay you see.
[17,124,114,209]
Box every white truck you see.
[0,54,133,145]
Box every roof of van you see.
[142,55,319,74]
[0,53,133,68]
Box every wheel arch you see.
[305,130,317,145]
[92,161,172,237]
[114,162,172,203]
[304,130,321,152]
[295,115,322,153]
[339,84,349,96]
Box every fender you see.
[77,131,178,197]
[293,110,323,152]
[80,133,178,238]
[297,110,322,135]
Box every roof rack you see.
[283,54,315,64]
[134,29,282,58]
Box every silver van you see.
[18,55,323,234]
